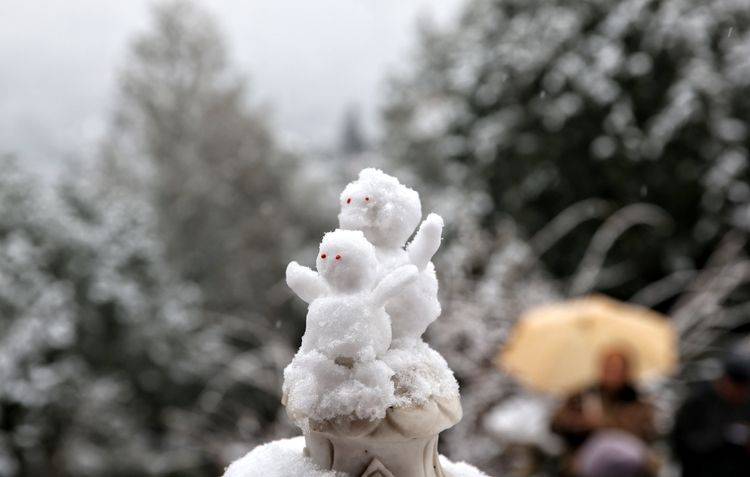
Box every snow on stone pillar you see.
[223,169,488,477]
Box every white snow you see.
[338,168,444,342]
[316,230,379,293]
[384,338,459,407]
[439,456,492,477]
[301,294,391,361]
[223,437,345,477]
[483,396,562,455]
[338,168,422,249]
[287,229,419,362]
[223,437,490,477]
[283,169,457,426]
[283,351,395,424]
[283,337,460,425]
[388,261,441,341]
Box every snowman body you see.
[288,229,418,363]
[301,292,391,362]
[339,168,443,342]
[284,228,419,423]
[374,247,440,342]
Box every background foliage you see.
[1,0,749,475]
[386,0,750,468]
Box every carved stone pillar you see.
[300,395,462,477]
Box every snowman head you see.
[317,229,377,292]
[338,168,422,248]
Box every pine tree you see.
[109,0,298,320]
[339,105,367,155]
[385,0,750,302]
[0,156,219,475]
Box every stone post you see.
[297,395,462,477]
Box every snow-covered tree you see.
[386,0,750,301]
[339,105,368,155]
[384,0,750,472]
[0,156,295,475]
[105,0,302,323]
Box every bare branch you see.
[675,260,750,335]
[569,203,672,295]
[670,231,746,317]
[630,269,697,307]
[530,198,611,255]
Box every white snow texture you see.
[339,168,443,342]
[283,350,396,423]
[283,168,457,425]
[483,395,563,454]
[223,437,490,477]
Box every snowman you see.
[338,168,443,344]
[286,229,417,364]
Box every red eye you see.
[346,198,351,204]
[320,253,327,259]
[364,197,370,202]
[335,254,342,260]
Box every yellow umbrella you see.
[498,295,677,395]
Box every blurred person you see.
[577,430,651,477]
[551,349,657,476]
[671,350,750,477]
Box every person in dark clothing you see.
[551,350,657,476]
[551,382,656,451]
[552,350,657,451]
[671,351,750,477]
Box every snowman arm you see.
[406,213,444,271]
[286,261,327,303]
[371,265,419,308]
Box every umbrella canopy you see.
[498,295,677,395]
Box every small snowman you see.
[286,229,417,364]
[338,168,443,343]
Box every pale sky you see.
[0,0,465,176]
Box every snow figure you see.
[282,229,418,424]
[223,169,488,477]
[338,168,443,343]
[286,229,418,363]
